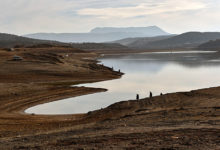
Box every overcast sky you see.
[1,0,220,35]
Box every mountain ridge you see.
[115,32,220,50]
[24,26,170,43]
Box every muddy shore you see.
[0,47,219,149]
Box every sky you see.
[0,0,220,35]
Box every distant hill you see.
[110,37,144,46]
[90,26,168,35]
[70,43,129,51]
[128,32,220,50]
[0,32,130,51]
[198,39,220,50]
[112,35,175,48]
[0,33,66,48]
[24,26,170,43]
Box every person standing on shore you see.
[136,94,139,100]
[150,92,153,98]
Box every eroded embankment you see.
[0,46,122,138]
[0,47,219,149]
[0,86,220,149]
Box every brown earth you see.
[0,46,219,149]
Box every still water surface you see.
[26,51,220,114]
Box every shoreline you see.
[0,47,219,149]
[1,86,219,149]
[0,46,123,137]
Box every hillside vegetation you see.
[114,32,220,50]
[198,39,220,50]
[0,33,65,48]
[112,35,174,48]
[70,43,129,51]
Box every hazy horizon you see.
[2,26,220,37]
[1,0,220,35]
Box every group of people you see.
[136,92,163,100]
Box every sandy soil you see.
[0,47,219,149]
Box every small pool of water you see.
[25,51,220,114]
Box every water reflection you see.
[26,51,220,114]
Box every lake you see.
[25,51,220,114]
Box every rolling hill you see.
[3,31,220,51]
[0,33,66,48]
[123,32,220,50]
[198,39,220,50]
[70,43,129,51]
[112,35,175,48]
[0,33,129,51]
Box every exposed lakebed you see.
[26,51,220,114]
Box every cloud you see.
[0,0,219,34]
[77,0,206,18]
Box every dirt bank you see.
[0,46,122,138]
[0,47,219,149]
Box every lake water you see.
[25,51,220,114]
